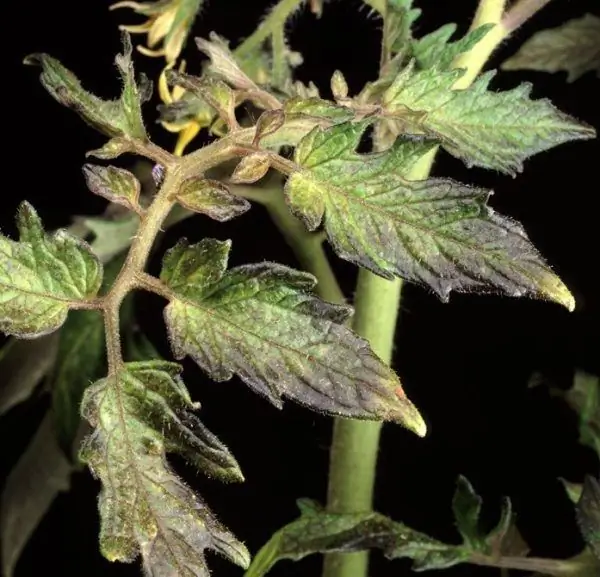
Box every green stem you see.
[235,0,305,59]
[321,2,509,577]
[262,179,345,305]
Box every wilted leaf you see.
[245,498,464,577]
[159,238,426,435]
[174,177,250,222]
[82,164,141,213]
[0,334,59,416]
[502,14,600,82]
[577,476,600,559]
[230,153,271,184]
[381,61,595,174]
[285,120,574,309]
[25,33,149,140]
[79,361,249,574]
[412,23,493,71]
[1,413,74,577]
[0,202,102,338]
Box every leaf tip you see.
[540,275,576,312]
[393,386,427,437]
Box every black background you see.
[2,0,599,576]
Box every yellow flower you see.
[158,61,213,156]
[110,0,202,64]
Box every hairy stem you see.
[235,0,305,59]
[100,134,244,371]
[322,2,509,577]
[502,0,553,34]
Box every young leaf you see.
[166,69,238,130]
[412,23,494,71]
[230,153,271,184]
[0,334,59,416]
[245,499,464,577]
[452,476,483,549]
[254,109,286,143]
[284,97,354,122]
[1,413,74,577]
[0,202,102,338]
[577,476,600,559]
[159,239,426,436]
[285,121,574,310]
[196,34,259,91]
[330,70,349,100]
[174,177,250,222]
[25,33,149,140]
[382,61,595,174]
[502,14,600,83]
[82,164,142,213]
[80,361,248,574]
[86,137,136,160]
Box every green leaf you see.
[159,238,426,436]
[452,476,483,549]
[577,476,600,560]
[0,202,102,338]
[450,476,520,555]
[285,120,575,310]
[174,177,250,221]
[81,213,140,263]
[382,61,595,174]
[245,499,464,577]
[82,164,141,213]
[565,371,600,457]
[502,14,600,83]
[247,478,520,576]
[560,478,584,504]
[383,0,422,56]
[49,309,105,457]
[412,24,494,71]
[0,334,59,416]
[24,32,149,140]
[79,361,248,574]
[1,413,75,577]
